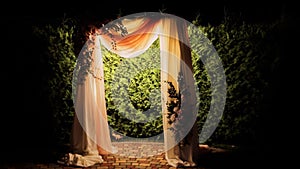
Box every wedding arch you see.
[64,12,226,167]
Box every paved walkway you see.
[0,142,243,169]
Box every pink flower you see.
[170,114,176,122]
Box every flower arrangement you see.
[165,71,196,146]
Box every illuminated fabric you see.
[67,13,199,167]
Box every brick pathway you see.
[0,142,177,169]
[1,142,233,169]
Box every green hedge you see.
[33,18,77,146]
[191,17,280,145]
[102,40,163,139]
[34,15,280,146]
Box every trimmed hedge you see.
[34,15,280,146]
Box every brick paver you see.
[0,142,177,169]
[1,142,227,169]
[0,142,270,169]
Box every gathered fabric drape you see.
[65,13,199,167]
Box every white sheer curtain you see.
[64,13,199,167]
[159,17,199,167]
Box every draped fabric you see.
[71,37,117,155]
[159,17,199,167]
[65,13,200,167]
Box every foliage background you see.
[32,13,281,150]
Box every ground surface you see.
[0,142,276,169]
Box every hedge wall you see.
[34,15,280,147]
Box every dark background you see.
[1,0,297,167]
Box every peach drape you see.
[67,13,199,167]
